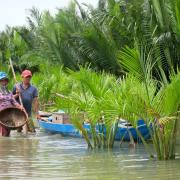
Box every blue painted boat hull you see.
[38,120,150,141]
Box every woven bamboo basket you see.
[0,107,28,130]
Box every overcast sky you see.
[0,0,98,31]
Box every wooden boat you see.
[38,112,150,141]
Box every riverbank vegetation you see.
[1,0,180,160]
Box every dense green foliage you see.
[0,0,180,77]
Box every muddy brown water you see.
[0,130,180,180]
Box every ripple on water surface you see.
[0,130,180,180]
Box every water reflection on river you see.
[0,130,180,180]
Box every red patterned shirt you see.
[0,88,19,111]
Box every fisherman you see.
[13,70,41,133]
[0,72,23,136]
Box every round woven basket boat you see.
[0,107,28,130]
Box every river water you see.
[0,130,180,180]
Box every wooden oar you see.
[9,58,23,105]
[55,93,69,99]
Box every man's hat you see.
[21,70,32,78]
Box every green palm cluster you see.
[30,66,180,160]
[1,0,180,77]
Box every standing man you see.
[13,70,40,132]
